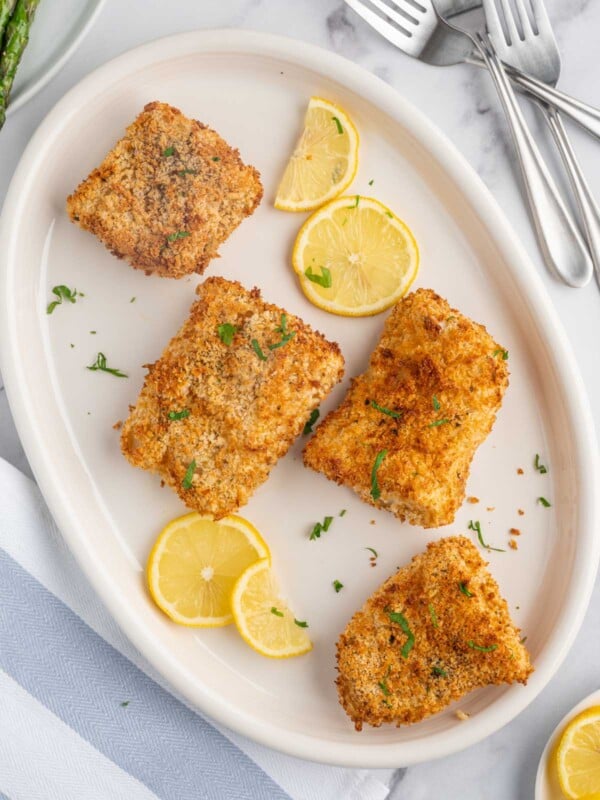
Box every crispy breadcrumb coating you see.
[303,289,509,528]
[121,277,344,517]
[336,536,532,730]
[67,102,263,278]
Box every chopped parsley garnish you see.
[268,315,296,349]
[166,231,190,243]
[130,297,136,303]
[275,314,288,334]
[538,496,551,507]
[294,619,308,628]
[432,395,441,411]
[303,408,320,435]
[339,509,347,517]
[268,332,296,350]
[378,678,391,696]
[182,460,196,489]
[310,515,334,540]
[348,195,360,208]
[162,146,175,157]
[534,454,548,474]
[304,266,332,288]
[309,522,322,540]
[385,211,393,218]
[468,641,498,652]
[365,547,378,559]
[459,582,474,597]
[368,179,374,186]
[217,323,237,346]
[90,331,96,335]
[251,339,267,361]
[520,636,528,644]
[369,400,402,419]
[432,666,448,677]
[492,348,509,360]
[271,607,284,617]
[370,449,388,500]
[428,418,449,428]
[212,156,221,162]
[387,610,415,659]
[47,284,79,314]
[168,409,190,421]
[468,519,505,552]
[428,603,439,628]
[332,116,343,134]
[87,352,127,378]
[178,169,198,176]
[120,700,130,707]
[333,580,344,593]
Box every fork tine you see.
[527,0,553,37]
[496,0,522,45]
[365,0,419,31]
[344,0,412,44]
[387,0,426,23]
[481,0,507,43]
[512,0,535,36]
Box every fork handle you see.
[544,105,600,282]
[468,54,600,141]
[474,32,592,288]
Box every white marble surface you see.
[1,1,599,797]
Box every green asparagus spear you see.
[0,0,41,130]
[0,0,17,47]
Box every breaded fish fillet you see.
[337,536,532,730]
[121,277,344,518]
[303,289,509,528]
[67,102,263,278]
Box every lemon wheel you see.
[556,706,600,799]
[147,513,270,627]
[292,195,419,316]
[231,559,312,658]
[275,96,359,212]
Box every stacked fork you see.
[344,0,600,288]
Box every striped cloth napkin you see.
[0,457,392,800]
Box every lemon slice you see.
[292,195,419,316]
[147,513,270,627]
[231,559,312,658]
[275,97,359,212]
[556,706,600,799]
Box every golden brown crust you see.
[120,277,344,517]
[303,289,509,528]
[66,102,263,278]
[336,536,532,730]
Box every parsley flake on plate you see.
[87,353,127,378]
[47,284,79,314]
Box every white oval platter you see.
[0,30,597,767]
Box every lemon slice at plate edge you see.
[275,96,359,212]
[231,559,312,658]
[556,705,600,799]
[147,513,270,627]
[292,195,420,317]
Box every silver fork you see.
[483,0,600,281]
[343,0,600,140]
[344,0,592,287]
